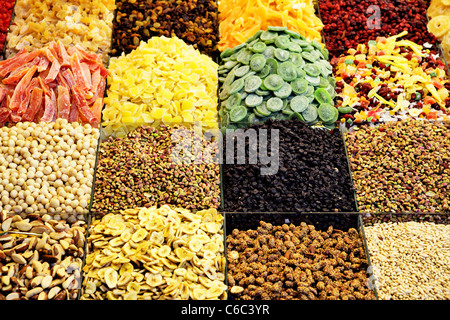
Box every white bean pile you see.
[365,221,450,300]
[0,119,99,218]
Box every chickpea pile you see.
[0,119,99,217]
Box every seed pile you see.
[221,119,356,212]
[0,120,99,216]
[103,36,218,137]
[0,212,87,300]
[345,119,450,213]
[92,125,220,213]
[365,220,450,300]
[227,220,375,300]
[82,206,226,300]
[111,0,218,58]
[319,0,436,59]
[219,27,338,129]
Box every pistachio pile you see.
[345,120,450,213]
[0,212,86,300]
[81,206,226,300]
[92,125,220,213]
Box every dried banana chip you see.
[131,228,148,243]
[189,238,203,252]
[146,273,164,287]
[104,267,118,289]
[117,272,133,287]
[192,286,207,300]
[158,245,171,257]
[127,282,141,293]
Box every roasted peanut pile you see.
[0,120,99,217]
[365,221,450,300]
[92,125,220,213]
[227,221,375,300]
[0,212,86,300]
[81,206,226,300]
[346,120,450,213]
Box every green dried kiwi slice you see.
[218,76,226,83]
[236,48,252,65]
[304,64,320,77]
[292,39,310,47]
[325,84,336,99]
[277,61,297,82]
[248,113,262,125]
[311,40,323,51]
[266,97,284,112]
[260,30,278,43]
[274,35,290,49]
[274,48,290,61]
[250,41,267,53]
[323,121,336,130]
[226,93,242,110]
[314,88,332,104]
[234,65,250,78]
[274,112,289,121]
[245,94,263,107]
[317,103,338,123]
[301,105,318,122]
[321,47,330,60]
[318,77,329,88]
[240,71,257,81]
[263,46,275,59]
[220,48,234,59]
[301,51,317,62]
[255,102,271,116]
[256,64,271,79]
[305,75,321,86]
[296,68,306,78]
[267,26,287,32]
[328,76,337,87]
[291,78,308,95]
[283,29,301,39]
[229,105,248,122]
[263,74,284,91]
[305,85,315,97]
[281,104,294,115]
[288,112,305,122]
[223,69,236,87]
[301,45,314,52]
[223,60,239,69]
[246,30,263,43]
[265,58,278,75]
[228,78,245,95]
[253,106,266,118]
[256,89,270,96]
[290,95,309,113]
[274,82,292,99]
[244,75,263,93]
[249,54,267,72]
[288,42,302,53]
[219,87,230,100]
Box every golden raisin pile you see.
[226,221,376,300]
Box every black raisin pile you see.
[221,119,357,212]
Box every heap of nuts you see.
[0,212,86,300]
[81,206,226,300]
[345,119,450,213]
[227,221,376,300]
[0,119,99,217]
[365,220,450,300]
[111,0,218,58]
[92,125,221,213]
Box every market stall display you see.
[345,119,450,213]
[111,0,219,58]
[6,0,115,65]
[0,0,449,302]
[81,206,226,300]
[218,0,323,52]
[365,217,450,300]
[221,119,357,212]
[92,125,220,214]
[218,27,337,129]
[319,0,436,60]
[332,32,450,126]
[102,36,218,137]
